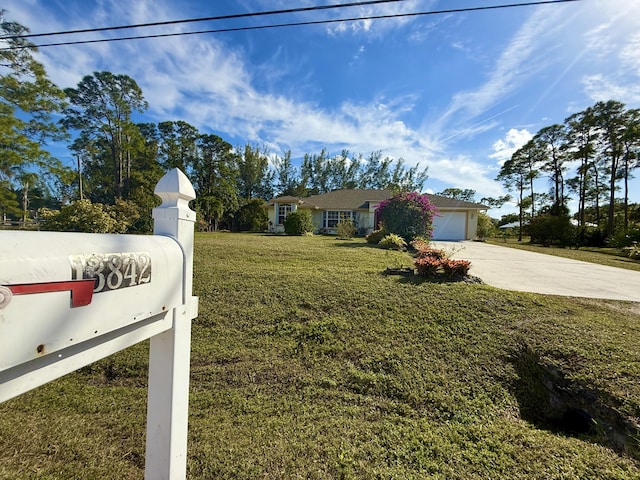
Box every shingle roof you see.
[426,193,488,210]
[301,189,393,210]
[269,190,488,210]
[267,195,302,206]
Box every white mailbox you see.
[0,231,183,372]
[0,168,198,480]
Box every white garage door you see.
[432,212,467,240]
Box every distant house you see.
[266,189,488,240]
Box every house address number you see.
[70,252,152,293]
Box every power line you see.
[0,0,584,51]
[1,0,408,40]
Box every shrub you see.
[366,228,388,244]
[284,210,314,235]
[336,219,356,239]
[476,212,496,240]
[575,228,607,248]
[409,237,430,252]
[414,256,441,276]
[39,200,117,233]
[378,233,407,250]
[414,245,445,260]
[608,229,640,248]
[414,257,472,279]
[236,198,268,232]
[441,259,472,278]
[376,191,438,241]
[529,214,575,247]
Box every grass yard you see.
[487,237,640,272]
[1,233,639,479]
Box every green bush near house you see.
[336,219,356,239]
[378,233,407,250]
[366,227,388,244]
[284,209,314,235]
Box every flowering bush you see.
[376,191,438,241]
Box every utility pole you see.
[77,155,84,200]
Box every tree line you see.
[0,12,428,233]
[497,100,640,243]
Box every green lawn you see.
[487,237,640,272]
[1,233,639,479]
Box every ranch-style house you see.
[266,189,488,240]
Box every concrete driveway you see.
[431,241,640,302]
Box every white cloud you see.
[426,155,503,198]
[325,0,435,37]
[579,2,640,104]
[436,6,562,129]
[582,75,640,104]
[489,128,533,166]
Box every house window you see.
[324,211,353,228]
[278,204,292,225]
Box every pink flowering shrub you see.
[376,191,438,241]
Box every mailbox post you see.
[0,168,198,480]
[146,168,197,479]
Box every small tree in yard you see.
[284,210,314,235]
[376,191,438,241]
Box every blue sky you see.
[4,0,640,215]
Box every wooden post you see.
[146,168,198,480]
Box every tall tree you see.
[620,108,640,231]
[325,151,361,191]
[436,188,476,202]
[0,11,68,220]
[63,71,148,201]
[515,139,543,218]
[592,100,627,236]
[193,134,238,230]
[497,146,533,241]
[359,151,392,189]
[132,122,167,231]
[273,150,298,196]
[300,149,330,195]
[157,120,199,173]
[237,143,273,199]
[534,124,568,209]
[565,107,597,228]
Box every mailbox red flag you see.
[6,279,95,307]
